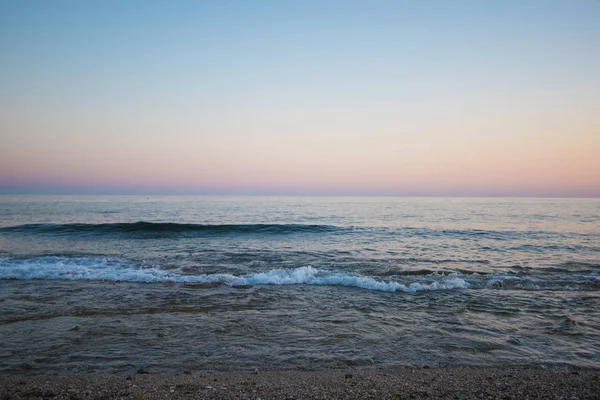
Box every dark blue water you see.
[0,196,599,374]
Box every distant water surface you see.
[0,196,599,374]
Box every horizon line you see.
[0,192,598,199]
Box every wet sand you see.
[1,367,599,399]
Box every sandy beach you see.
[2,367,599,399]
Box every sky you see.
[1,0,599,197]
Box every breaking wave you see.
[1,257,598,292]
[0,257,467,292]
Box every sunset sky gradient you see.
[1,0,599,196]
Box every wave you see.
[1,257,598,292]
[0,222,340,237]
[0,257,467,292]
[3,223,596,244]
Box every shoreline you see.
[2,366,599,399]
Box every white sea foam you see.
[0,257,470,293]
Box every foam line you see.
[0,257,469,293]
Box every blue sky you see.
[1,0,599,196]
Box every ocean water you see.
[0,195,599,375]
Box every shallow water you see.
[0,196,599,374]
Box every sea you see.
[0,195,599,375]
